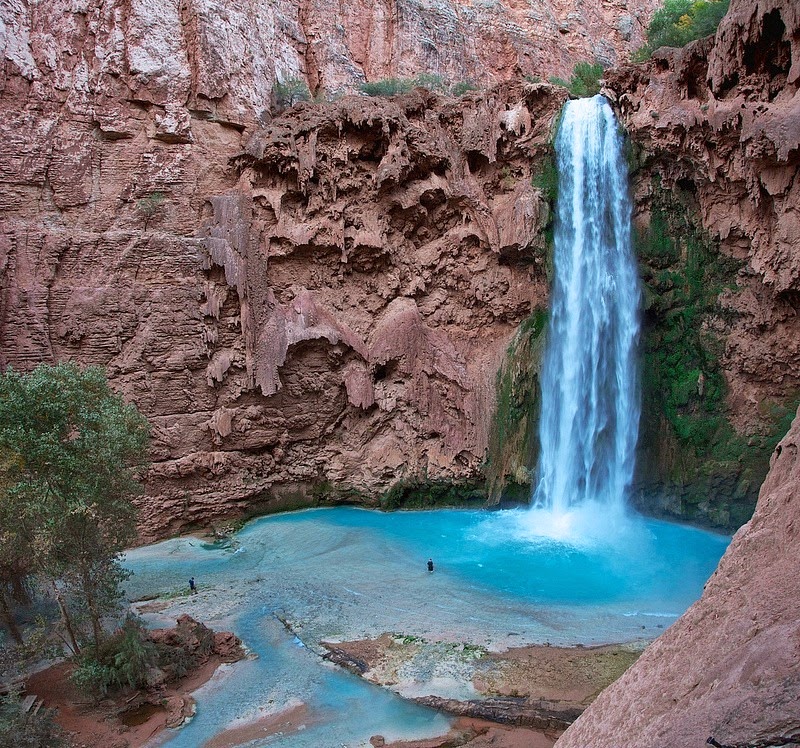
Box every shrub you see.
[70,658,113,699]
[549,61,604,98]
[136,191,165,229]
[451,80,478,96]
[636,0,730,59]
[412,73,448,93]
[273,78,311,110]
[359,78,415,97]
[360,75,480,98]
[71,617,157,699]
[0,693,66,748]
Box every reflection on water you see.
[124,507,730,747]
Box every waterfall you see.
[532,95,640,518]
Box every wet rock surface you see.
[322,634,641,730]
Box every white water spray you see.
[531,96,640,527]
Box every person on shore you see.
[427,559,434,573]
[189,577,197,594]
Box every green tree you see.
[637,0,729,58]
[549,61,605,98]
[273,78,311,110]
[0,364,149,651]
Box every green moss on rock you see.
[634,179,796,531]
[378,478,485,510]
[485,309,548,504]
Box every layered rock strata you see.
[0,0,657,123]
[0,23,566,537]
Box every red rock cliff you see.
[0,0,575,538]
[0,0,656,120]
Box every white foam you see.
[475,504,647,552]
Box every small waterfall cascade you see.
[532,95,640,518]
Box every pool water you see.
[124,507,730,747]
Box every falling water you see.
[532,95,640,520]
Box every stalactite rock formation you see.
[0,12,569,539]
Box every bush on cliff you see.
[360,75,478,98]
[548,62,604,98]
[136,191,165,230]
[637,0,730,58]
[273,78,311,110]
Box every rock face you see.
[603,0,800,529]
[555,405,800,748]
[0,0,656,124]
[0,0,575,540]
[2,0,798,541]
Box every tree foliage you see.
[548,62,605,98]
[359,74,478,98]
[637,0,730,58]
[71,617,157,700]
[0,363,149,651]
[272,78,311,110]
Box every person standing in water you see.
[427,559,434,573]
[189,577,197,594]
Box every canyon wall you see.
[0,0,656,121]
[0,0,586,538]
[604,0,800,529]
